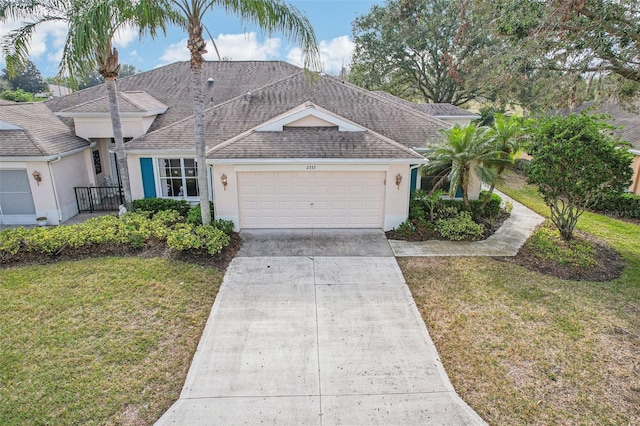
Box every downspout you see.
[47,157,63,224]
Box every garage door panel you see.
[238,171,385,228]
[0,170,36,222]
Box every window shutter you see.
[140,158,156,198]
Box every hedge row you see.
[0,209,235,262]
[590,193,640,218]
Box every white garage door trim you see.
[238,171,385,228]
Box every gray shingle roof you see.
[0,102,89,157]
[372,91,479,118]
[210,126,424,159]
[128,70,450,154]
[569,101,640,151]
[59,91,167,114]
[46,61,303,132]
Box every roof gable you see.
[0,102,89,157]
[256,103,365,132]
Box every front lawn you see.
[0,257,222,425]
[399,171,640,424]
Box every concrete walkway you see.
[389,190,545,257]
[156,229,485,425]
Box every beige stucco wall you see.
[286,115,335,127]
[74,116,155,140]
[50,151,92,223]
[384,164,412,230]
[211,164,239,226]
[630,155,640,195]
[127,154,146,200]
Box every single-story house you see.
[1,61,482,229]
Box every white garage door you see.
[238,171,385,228]
[0,169,36,224]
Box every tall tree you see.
[2,59,47,93]
[527,113,634,240]
[476,0,640,107]
[167,0,320,224]
[349,0,492,105]
[1,0,174,210]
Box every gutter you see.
[0,142,95,162]
[207,158,428,165]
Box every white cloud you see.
[113,25,137,48]
[0,19,68,67]
[158,32,281,66]
[287,35,354,74]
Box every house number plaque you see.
[306,165,316,170]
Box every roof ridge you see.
[58,94,107,112]
[322,75,453,128]
[134,71,305,143]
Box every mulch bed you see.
[495,231,626,282]
[385,212,510,242]
[0,233,242,271]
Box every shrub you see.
[166,224,230,255]
[132,198,191,217]
[187,202,215,225]
[213,219,235,235]
[393,220,416,238]
[591,193,640,218]
[435,211,484,241]
[514,158,531,176]
[471,191,502,219]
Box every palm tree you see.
[478,114,524,210]
[424,124,499,211]
[168,0,320,224]
[1,0,174,210]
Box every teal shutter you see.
[140,158,156,198]
[410,167,418,192]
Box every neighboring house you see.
[47,84,73,98]
[0,102,93,225]
[373,91,480,127]
[567,101,640,195]
[2,61,483,230]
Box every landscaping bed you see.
[386,189,511,242]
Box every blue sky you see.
[0,0,383,78]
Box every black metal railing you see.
[74,186,123,212]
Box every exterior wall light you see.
[220,174,228,190]
[32,170,42,185]
[395,173,402,189]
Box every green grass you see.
[526,222,596,267]
[0,257,222,425]
[400,170,640,424]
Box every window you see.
[158,158,199,198]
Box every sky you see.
[0,0,383,78]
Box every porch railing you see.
[74,186,123,212]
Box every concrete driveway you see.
[156,229,485,425]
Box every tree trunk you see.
[461,168,470,211]
[104,75,133,210]
[188,21,211,225]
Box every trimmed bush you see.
[471,191,502,219]
[435,211,484,241]
[166,224,230,255]
[393,220,416,238]
[132,198,191,217]
[213,219,235,236]
[187,202,215,225]
[0,210,232,262]
[591,193,640,218]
